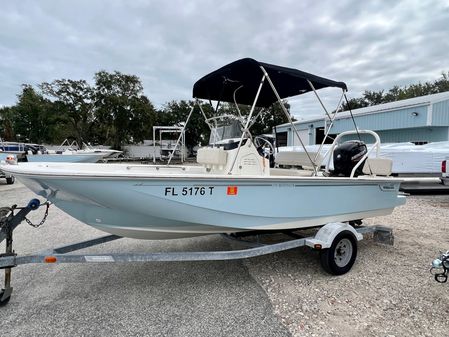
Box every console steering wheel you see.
[254,136,275,157]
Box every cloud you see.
[0,0,448,118]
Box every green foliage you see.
[213,100,290,136]
[249,101,291,136]
[39,79,95,146]
[12,85,55,143]
[153,99,290,150]
[157,100,213,149]
[0,106,15,140]
[1,70,447,148]
[0,71,157,149]
[342,71,449,111]
[94,71,156,150]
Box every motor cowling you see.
[332,140,367,177]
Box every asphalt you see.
[0,181,291,337]
[399,177,449,194]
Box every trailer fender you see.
[305,222,363,249]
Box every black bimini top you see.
[192,58,347,107]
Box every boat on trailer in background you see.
[1,138,120,163]
[0,58,405,284]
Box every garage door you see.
[292,129,310,146]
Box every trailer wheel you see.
[320,231,357,275]
[0,289,11,306]
[6,176,15,185]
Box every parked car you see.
[442,158,449,185]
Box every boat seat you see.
[275,151,323,169]
[362,157,392,176]
[197,147,228,168]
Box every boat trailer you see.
[0,199,394,306]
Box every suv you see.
[442,159,449,186]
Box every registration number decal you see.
[164,186,215,196]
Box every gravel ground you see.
[1,180,449,336]
[245,195,449,337]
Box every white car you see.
[442,159,449,185]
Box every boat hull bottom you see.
[86,208,397,240]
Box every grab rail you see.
[125,165,187,170]
[324,130,381,178]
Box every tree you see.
[155,99,290,150]
[341,97,369,111]
[213,100,291,136]
[40,79,95,146]
[250,101,291,136]
[13,85,54,143]
[157,100,213,149]
[0,106,15,140]
[342,71,449,111]
[94,71,156,150]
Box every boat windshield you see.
[209,119,243,145]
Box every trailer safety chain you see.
[23,202,50,228]
[431,251,449,283]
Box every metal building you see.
[275,91,449,146]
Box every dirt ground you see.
[245,195,449,337]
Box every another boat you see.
[1,138,115,163]
[25,150,108,163]
[56,139,123,159]
[27,139,122,163]
[0,58,405,240]
[0,140,26,154]
[0,139,37,160]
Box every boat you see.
[0,139,37,160]
[26,139,122,163]
[0,58,406,240]
[25,150,107,163]
[1,138,113,163]
[0,140,25,154]
[57,139,123,159]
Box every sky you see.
[0,0,448,119]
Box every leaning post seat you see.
[197,147,228,170]
[274,151,323,169]
[362,157,393,176]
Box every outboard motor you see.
[332,140,367,177]
[24,144,38,155]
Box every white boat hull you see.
[26,153,107,163]
[5,163,406,239]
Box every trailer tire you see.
[320,230,357,275]
[6,176,15,185]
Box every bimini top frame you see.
[192,58,347,107]
[169,58,348,173]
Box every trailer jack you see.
[0,199,45,305]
